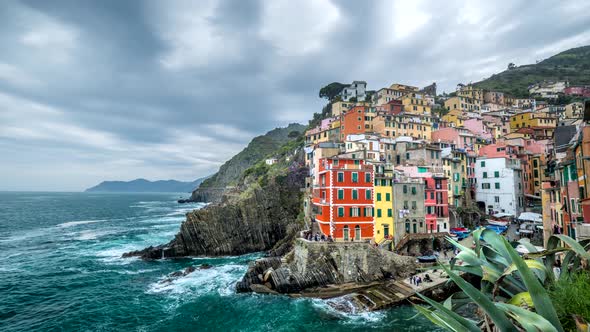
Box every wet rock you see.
[249,284,278,294]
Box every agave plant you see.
[414,228,590,332]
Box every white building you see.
[344,134,380,162]
[528,81,567,99]
[475,156,524,217]
[339,81,367,102]
[265,158,278,165]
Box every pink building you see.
[431,127,477,151]
[463,118,492,141]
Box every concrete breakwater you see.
[235,239,455,312]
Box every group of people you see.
[303,231,333,242]
[409,273,432,287]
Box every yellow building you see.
[457,84,484,102]
[441,109,465,127]
[374,174,394,244]
[444,96,482,113]
[509,111,556,130]
[401,92,431,115]
[372,114,433,140]
[442,156,463,207]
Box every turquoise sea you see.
[0,192,440,331]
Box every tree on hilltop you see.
[319,82,347,101]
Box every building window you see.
[494,171,499,178]
[386,193,391,201]
[352,172,358,183]
[387,209,392,217]
[494,196,500,203]
[337,172,344,182]
[365,190,371,200]
[482,183,490,189]
[338,189,344,200]
[483,172,487,178]
[377,193,382,201]
[351,207,360,217]
[354,159,360,165]
[495,183,500,189]
[481,161,485,167]
[403,185,408,194]
[377,209,382,218]
[411,201,417,209]
[365,207,373,217]
[365,172,371,182]
[353,189,359,200]
[338,207,344,217]
[411,187,417,195]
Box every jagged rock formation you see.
[124,158,308,259]
[190,123,305,203]
[236,240,418,294]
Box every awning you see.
[518,212,542,223]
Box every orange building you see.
[312,157,374,241]
[340,106,372,140]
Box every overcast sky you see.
[1,0,589,191]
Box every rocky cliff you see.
[191,123,305,203]
[124,149,308,259]
[236,239,418,294]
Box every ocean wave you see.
[147,263,246,298]
[56,219,107,228]
[310,297,387,324]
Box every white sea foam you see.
[311,297,387,324]
[147,264,246,298]
[57,219,107,228]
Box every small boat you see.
[485,225,508,234]
[487,219,509,227]
[450,227,469,233]
[417,255,437,263]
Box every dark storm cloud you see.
[0,0,589,191]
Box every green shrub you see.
[549,271,590,331]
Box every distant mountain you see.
[85,176,210,193]
[474,45,590,97]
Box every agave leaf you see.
[558,251,577,281]
[552,235,590,260]
[502,259,548,283]
[472,227,484,254]
[496,303,559,332]
[414,304,471,332]
[482,265,502,283]
[507,292,534,308]
[416,293,480,332]
[481,229,513,264]
[517,239,540,254]
[440,262,516,331]
[502,239,564,332]
[453,264,483,277]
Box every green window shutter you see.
[495,182,500,189]
[352,173,358,182]
[363,208,366,217]
[338,207,344,217]
[483,172,487,178]
[481,161,485,167]
[338,189,344,200]
[403,185,407,193]
[352,190,358,199]
[365,190,371,200]
[337,172,344,182]
[349,208,353,217]
[411,187,416,195]
[494,171,499,178]
[387,209,392,217]
[386,193,391,201]
[377,193,381,201]
[365,173,371,182]
[377,209,382,218]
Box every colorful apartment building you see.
[373,165,394,244]
[509,111,556,130]
[401,92,431,115]
[312,157,375,241]
[340,106,374,140]
[372,114,434,140]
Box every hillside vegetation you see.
[475,45,590,97]
[193,123,305,200]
